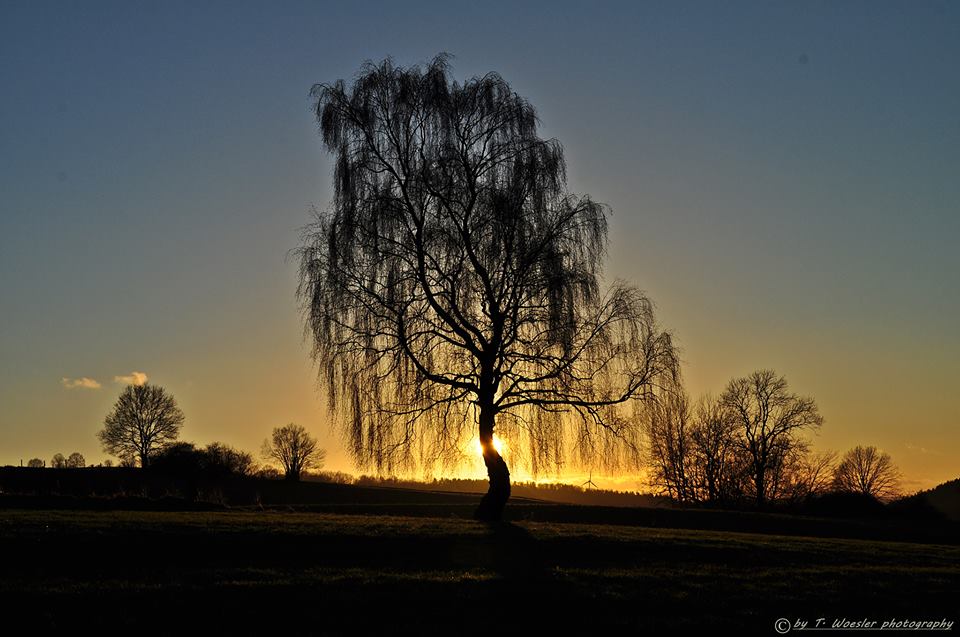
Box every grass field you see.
[1,508,956,634]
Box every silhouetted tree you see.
[689,394,745,503]
[102,459,113,467]
[262,424,324,481]
[51,453,66,468]
[299,55,677,521]
[833,445,901,500]
[66,452,85,468]
[27,458,44,468]
[780,449,837,503]
[645,388,696,502]
[721,370,823,507]
[98,383,184,468]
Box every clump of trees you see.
[645,369,902,507]
[98,383,184,467]
[262,423,325,481]
[149,441,255,478]
[50,453,86,468]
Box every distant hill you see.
[892,478,960,521]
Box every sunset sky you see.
[1,1,957,491]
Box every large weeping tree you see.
[298,55,678,521]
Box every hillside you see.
[894,478,960,521]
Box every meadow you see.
[1,505,956,634]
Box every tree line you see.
[645,369,902,505]
[25,452,88,469]
[26,377,900,506]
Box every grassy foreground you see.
[1,509,956,633]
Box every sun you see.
[473,436,505,456]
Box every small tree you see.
[27,458,44,468]
[833,445,901,500]
[721,370,823,507]
[262,424,324,481]
[98,383,185,468]
[51,453,66,468]
[66,452,85,468]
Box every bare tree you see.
[783,450,837,502]
[298,55,677,520]
[66,452,85,468]
[97,383,184,468]
[721,370,823,507]
[689,394,745,503]
[833,445,901,500]
[262,424,325,481]
[51,453,66,468]
[27,458,44,468]
[645,388,696,502]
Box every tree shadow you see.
[484,521,547,582]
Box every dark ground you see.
[1,488,957,634]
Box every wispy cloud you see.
[905,443,942,456]
[114,371,148,386]
[61,376,101,390]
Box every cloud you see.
[61,377,101,390]
[905,443,941,456]
[114,371,148,386]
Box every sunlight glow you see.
[473,436,505,456]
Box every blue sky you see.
[1,1,957,488]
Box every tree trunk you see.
[755,473,766,508]
[474,405,510,522]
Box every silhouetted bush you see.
[148,442,255,478]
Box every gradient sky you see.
[1,1,957,491]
